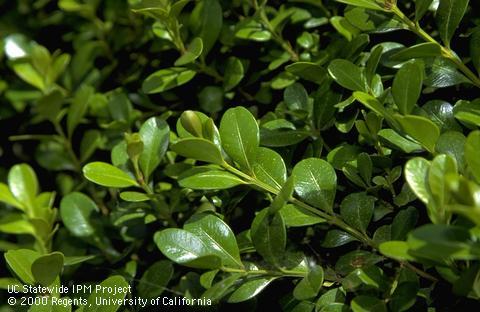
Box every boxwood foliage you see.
[1,0,480,310]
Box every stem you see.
[254,0,299,61]
[222,266,306,277]
[391,6,480,88]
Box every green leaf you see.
[393,60,424,115]
[335,0,384,10]
[395,114,440,153]
[203,274,242,302]
[436,0,469,47]
[391,207,418,240]
[67,85,93,137]
[270,177,295,214]
[198,86,224,113]
[139,117,169,180]
[138,260,173,298]
[227,277,275,303]
[424,57,471,87]
[466,131,480,183]
[322,230,357,248]
[8,163,38,210]
[292,158,337,212]
[80,130,102,162]
[0,183,24,210]
[390,42,441,61]
[154,229,222,269]
[366,46,383,85]
[60,192,99,237]
[340,192,376,233]
[0,214,35,235]
[284,83,308,111]
[465,130,480,183]
[293,265,324,300]
[220,107,259,172]
[83,162,139,188]
[407,224,474,262]
[84,276,128,312]
[428,154,457,223]
[184,213,243,269]
[471,27,480,74]
[378,129,423,153]
[328,59,366,91]
[353,92,392,123]
[64,255,96,266]
[119,191,150,202]
[253,147,287,190]
[415,0,434,20]
[4,249,40,284]
[31,252,64,286]
[435,131,466,169]
[174,37,203,66]
[171,138,224,165]
[223,57,244,91]
[285,62,328,85]
[280,204,325,227]
[235,19,271,42]
[351,295,387,312]
[142,67,196,94]
[405,157,431,204]
[453,100,480,127]
[190,0,222,55]
[178,167,246,190]
[389,282,418,312]
[251,209,286,267]
[423,100,462,132]
[379,241,414,261]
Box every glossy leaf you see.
[293,265,324,300]
[142,67,196,94]
[415,0,434,20]
[391,42,441,61]
[393,60,424,115]
[174,37,203,66]
[322,230,357,248]
[139,117,169,180]
[328,59,366,91]
[154,229,222,269]
[395,114,440,153]
[228,278,275,303]
[253,147,287,190]
[340,192,376,233]
[83,162,139,188]
[436,0,469,47]
[184,213,243,269]
[4,249,40,284]
[465,131,480,183]
[292,158,337,212]
[280,204,325,227]
[84,276,128,312]
[60,192,99,237]
[251,209,286,266]
[178,167,246,190]
[8,164,38,210]
[335,0,383,10]
[171,138,224,165]
[223,57,244,91]
[285,62,328,84]
[220,107,259,172]
[405,157,431,204]
[137,260,173,299]
[31,252,64,286]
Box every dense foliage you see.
[1,0,480,310]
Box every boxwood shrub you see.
[1,0,480,310]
